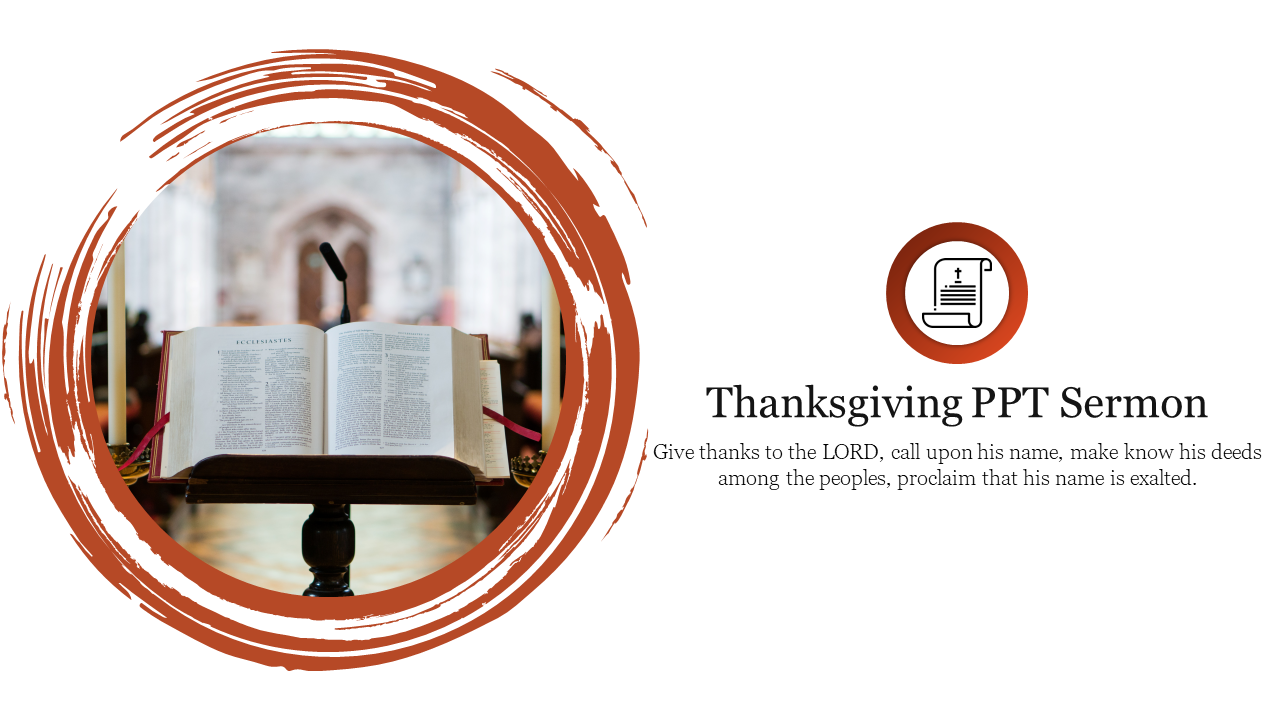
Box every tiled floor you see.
[170,502,488,595]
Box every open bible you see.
[151,322,510,482]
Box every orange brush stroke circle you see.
[20,51,640,669]
[886,222,1028,364]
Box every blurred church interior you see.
[95,124,561,593]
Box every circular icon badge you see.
[887,222,1027,363]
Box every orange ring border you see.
[885,222,1028,364]
[15,50,641,670]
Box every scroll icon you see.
[922,258,992,328]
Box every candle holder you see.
[109,444,150,486]
[510,450,545,488]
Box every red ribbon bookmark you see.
[118,412,170,470]
[483,406,542,442]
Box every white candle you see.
[541,268,560,450]
[107,242,126,446]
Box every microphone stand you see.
[316,241,352,593]
[318,242,350,325]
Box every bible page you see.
[479,359,511,479]
[324,322,456,456]
[159,331,196,478]
[187,325,326,464]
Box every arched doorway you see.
[343,242,369,320]
[291,208,372,325]
[297,241,325,326]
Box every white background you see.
[3,2,1278,718]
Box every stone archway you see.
[289,208,372,325]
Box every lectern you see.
[185,454,481,596]
[115,243,539,597]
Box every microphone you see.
[318,242,350,325]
